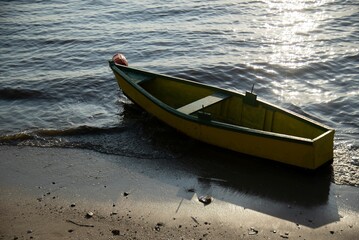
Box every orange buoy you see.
[112,53,128,66]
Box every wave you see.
[0,122,194,160]
[0,88,53,100]
[0,125,124,141]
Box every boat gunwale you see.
[109,61,334,145]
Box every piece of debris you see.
[66,220,94,228]
[154,222,164,231]
[330,231,335,234]
[248,227,258,235]
[198,195,213,205]
[70,203,76,208]
[280,233,289,239]
[123,192,129,197]
[85,211,94,219]
[191,216,200,225]
[111,229,120,236]
[186,188,195,193]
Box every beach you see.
[0,146,358,239]
[1,1,359,239]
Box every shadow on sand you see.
[118,104,338,228]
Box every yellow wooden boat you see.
[109,60,334,169]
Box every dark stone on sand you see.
[198,195,213,205]
[154,222,164,231]
[70,203,76,207]
[123,192,129,197]
[112,229,120,235]
[330,230,335,234]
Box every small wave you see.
[0,122,193,160]
[0,88,52,100]
[0,125,125,141]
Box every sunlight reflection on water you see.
[263,0,328,68]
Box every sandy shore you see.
[0,146,358,239]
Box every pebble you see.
[351,156,359,166]
[85,211,94,218]
[112,229,120,236]
[70,203,76,208]
[198,195,213,205]
[123,192,129,197]
[154,222,164,231]
[248,227,258,235]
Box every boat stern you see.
[313,129,335,169]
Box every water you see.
[0,0,358,186]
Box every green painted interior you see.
[139,76,326,140]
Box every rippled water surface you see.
[0,0,358,186]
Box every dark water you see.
[0,0,358,186]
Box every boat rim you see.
[109,61,334,145]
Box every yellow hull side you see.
[114,72,334,169]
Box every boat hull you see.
[110,63,334,169]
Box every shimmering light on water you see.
[263,0,325,68]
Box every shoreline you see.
[0,146,358,239]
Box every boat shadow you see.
[120,103,339,228]
[175,144,337,228]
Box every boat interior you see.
[134,74,328,140]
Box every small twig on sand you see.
[191,216,200,225]
[66,220,94,228]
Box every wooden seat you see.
[177,92,229,115]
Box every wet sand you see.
[0,146,358,239]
